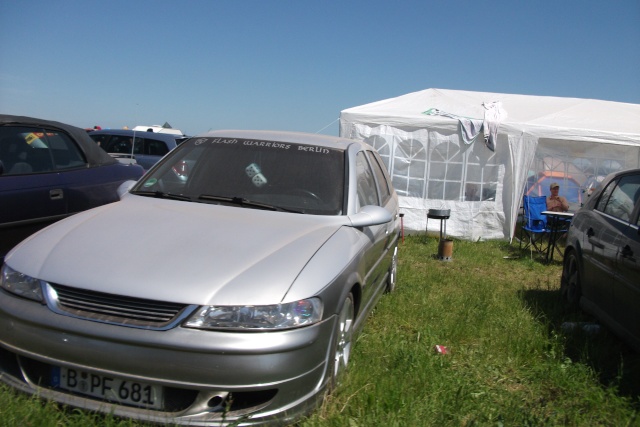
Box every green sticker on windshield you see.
[144,178,157,187]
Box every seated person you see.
[546,182,569,212]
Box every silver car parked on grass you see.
[0,130,400,425]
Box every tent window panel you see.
[483,164,500,182]
[365,135,391,156]
[466,165,483,182]
[450,146,463,163]
[444,182,461,200]
[393,160,409,177]
[465,183,481,201]
[431,140,463,162]
[445,163,463,181]
[390,137,427,190]
[408,179,424,197]
[429,163,446,180]
[409,160,426,178]
[392,176,409,197]
[431,142,449,162]
[428,180,462,200]
[482,183,497,201]
[397,139,426,159]
[428,181,444,199]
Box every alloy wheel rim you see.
[334,295,354,380]
[390,247,398,288]
[567,255,580,303]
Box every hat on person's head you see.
[550,182,560,189]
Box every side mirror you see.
[348,205,392,227]
[117,180,137,199]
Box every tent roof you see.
[341,88,640,144]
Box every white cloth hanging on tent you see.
[423,104,507,151]
[423,108,484,145]
[482,101,507,151]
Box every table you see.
[542,210,574,263]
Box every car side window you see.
[146,139,169,156]
[106,136,134,154]
[0,126,84,175]
[595,180,616,213]
[367,151,391,205]
[89,133,110,148]
[46,131,86,170]
[356,152,380,208]
[600,174,640,222]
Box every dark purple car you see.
[0,115,144,259]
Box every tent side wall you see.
[340,117,536,240]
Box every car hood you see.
[6,196,350,306]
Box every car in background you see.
[0,130,400,425]
[89,129,185,170]
[561,168,640,351]
[0,115,144,260]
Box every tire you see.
[561,250,582,307]
[328,292,354,391]
[386,245,398,293]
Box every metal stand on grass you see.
[427,209,452,261]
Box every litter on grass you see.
[434,345,449,355]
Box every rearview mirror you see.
[348,205,392,227]
[117,180,137,199]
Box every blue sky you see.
[1,0,639,136]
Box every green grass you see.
[1,236,639,426]
[302,236,639,427]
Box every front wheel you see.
[329,292,354,390]
[561,251,582,307]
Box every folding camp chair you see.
[519,195,550,259]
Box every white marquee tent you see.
[340,88,640,241]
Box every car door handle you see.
[586,227,605,249]
[621,245,634,259]
[49,189,64,200]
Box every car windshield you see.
[133,136,346,215]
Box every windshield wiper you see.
[198,194,302,213]
[131,190,192,201]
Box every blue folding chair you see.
[519,195,550,258]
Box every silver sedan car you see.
[0,130,400,425]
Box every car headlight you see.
[183,298,323,331]
[0,264,45,302]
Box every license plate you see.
[52,366,164,410]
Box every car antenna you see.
[131,128,136,165]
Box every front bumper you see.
[0,292,337,425]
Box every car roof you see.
[198,130,365,151]
[0,114,116,167]
[90,129,182,142]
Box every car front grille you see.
[48,283,193,329]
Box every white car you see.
[0,130,400,425]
